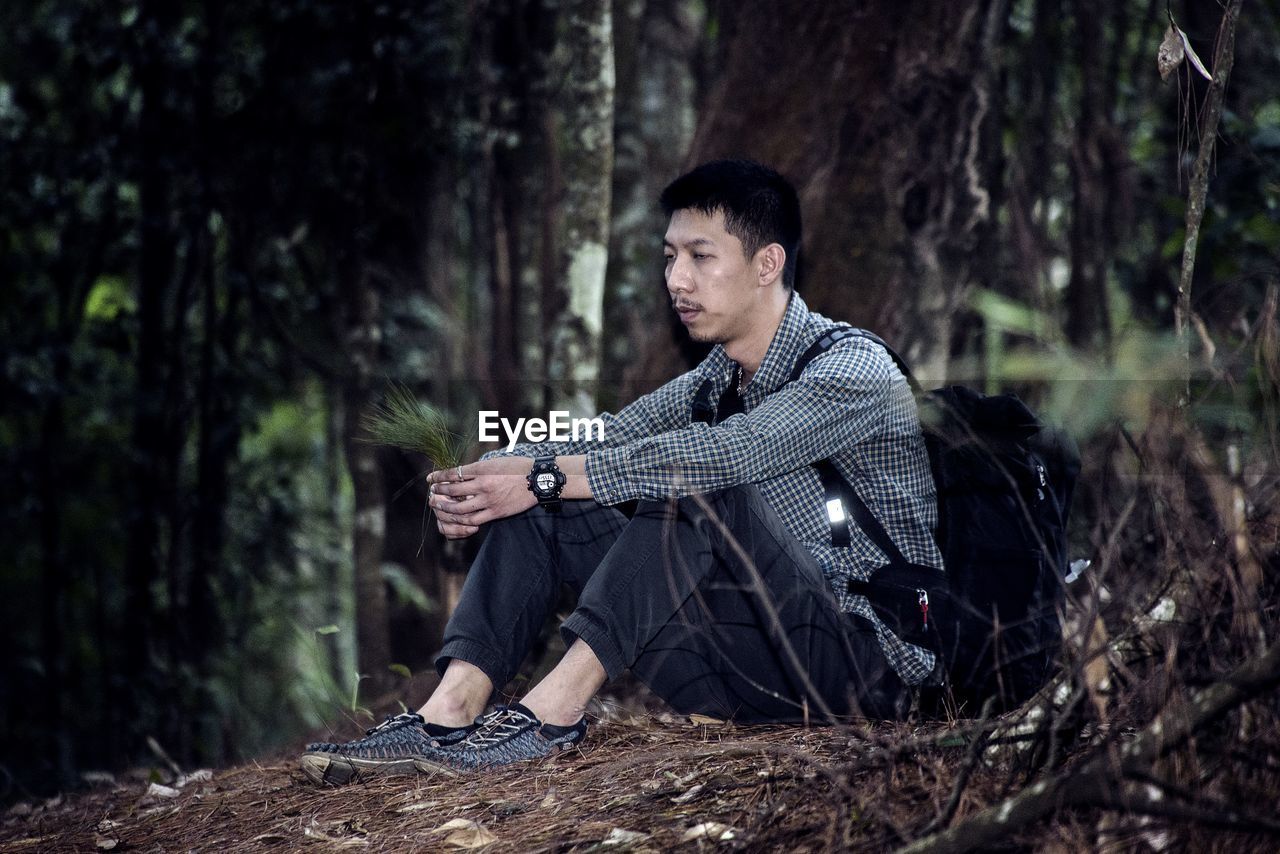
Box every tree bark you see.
[606,0,706,407]
[545,0,615,415]
[1063,0,1123,349]
[124,0,180,748]
[343,266,392,697]
[679,0,1009,382]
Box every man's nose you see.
[666,255,693,293]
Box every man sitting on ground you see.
[301,159,943,785]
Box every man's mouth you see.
[674,304,702,323]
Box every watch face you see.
[535,472,558,493]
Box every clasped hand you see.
[427,457,537,539]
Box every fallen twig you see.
[896,637,1280,854]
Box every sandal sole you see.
[299,751,421,786]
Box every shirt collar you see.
[741,291,812,400]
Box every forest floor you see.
[1,711,1039,853]
[6,642,1280,854]
[6,698,1277,853]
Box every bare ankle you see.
[420,660,493,727]
[418,696,479,728]
[521,690,586,727]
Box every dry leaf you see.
[1157,24,1184,81]
[144,783,180,800]
[1175,26,1212,80]
[1083,614,1112,723]
[603,827,650,847]
[680,822,737,842]
[671,783,705,804]
[175,769,213,788]
[436,819,498,849]
[304,819,369,847]
[94,835,118,850]
[688,714,724,726]
[396,800,441,813]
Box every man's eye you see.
[693,253,709,260]
[664,255,675,264]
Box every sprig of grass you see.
[360,383,466,469]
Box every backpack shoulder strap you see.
[789,325,919,565]
[691,377,717,424]
[790,324,922,394]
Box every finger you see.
[431,493,478,512]
[434,506,487,526]
[441,523,479,539]
[430,481,474,498]
[429,493,487,515]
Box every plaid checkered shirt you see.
[481,293,944,684]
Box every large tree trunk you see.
[675,0,1009,382]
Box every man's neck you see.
[724,289,791,384]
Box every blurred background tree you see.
[1,0,1277,798]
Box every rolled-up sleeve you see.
[586,339,893,505]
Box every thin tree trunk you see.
[124,0,179,748]
[343,264,392,698]
[1176,0,1245,406]
[1064,0,1127,350]
[607,0,706,407]
[546,0,615,415]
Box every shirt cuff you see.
[585,447,631,506]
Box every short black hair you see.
[659,159,802,289]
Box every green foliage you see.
[361,383,466,469]
[382,563,436,614]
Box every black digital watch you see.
[526,456,567,512]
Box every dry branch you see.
[896,637,1280,854]
[1175,0,1245,405]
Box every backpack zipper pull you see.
[918,589,929,631]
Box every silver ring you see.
[456,465,464,480]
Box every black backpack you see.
[692,326,1080,716]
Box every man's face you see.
[663,208,760,345]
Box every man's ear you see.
[757,243,786,287]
